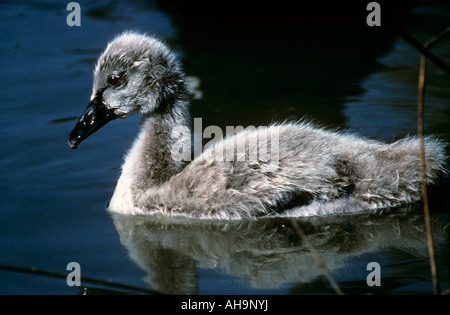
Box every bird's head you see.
[68,32,185,149]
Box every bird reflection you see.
[111,205,446,294]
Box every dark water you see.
[0,1,449,295]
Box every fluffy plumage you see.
[70,32,447,220]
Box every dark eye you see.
[107,74,121,88]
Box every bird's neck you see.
[120,97,192,192]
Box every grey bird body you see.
[69,32,447,220]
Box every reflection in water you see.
[111,205,447,294]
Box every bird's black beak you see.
[68,89,118,149]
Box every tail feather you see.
[393,135,447,184]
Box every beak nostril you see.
[68,96,119,149]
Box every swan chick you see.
[68,32,447,219]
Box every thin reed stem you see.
[0,262,159,294]
[290,219,344,295]
[418,52,440,295]
[399,29,450,75]
[401,26,450,295]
